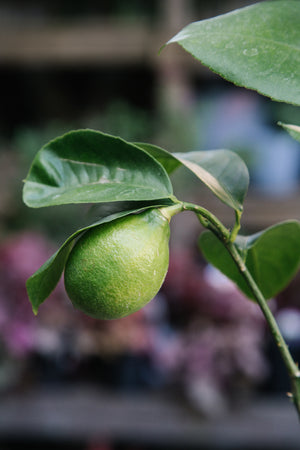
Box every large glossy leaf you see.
[199,221,300,300]
[135,143,249,212]
[279,122,300,143]
[23,130,173,208]
[166,1,300,105]
[27,204,173,314]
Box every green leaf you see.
[87,198,177,223]
[279,122,300,143]
[166,1,300,105]
[27,243,73,315]
[135,143,249,212]
[199,231,254,298]
[199,220,300,300]
[27,205,170,314]
[23,129,173,208]
[174,150,249,211]
[134,142,181,174]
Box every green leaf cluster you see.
[23,1,300,316]
[165,0,300,302]
[23,129,249,313]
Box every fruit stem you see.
[159,203,184,222]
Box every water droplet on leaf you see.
[243,48,259,57]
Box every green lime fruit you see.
[64,208,171,319]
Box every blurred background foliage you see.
[0,1,300,448]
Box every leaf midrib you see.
[178,31,300,54]
[26,179,170,194]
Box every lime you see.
[64,208,170,319]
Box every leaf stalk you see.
[182,202,231,242]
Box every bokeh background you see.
[0,1,300,449]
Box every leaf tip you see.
[158,43,166,55]
[26,276,39,316]
[32,306,39,316]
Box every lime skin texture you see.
[64,208,170,320]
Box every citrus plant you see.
[23,1,300,417]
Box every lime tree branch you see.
[226,240,300,417]
[182,201,300,418]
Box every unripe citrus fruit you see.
[64,208,170,319]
